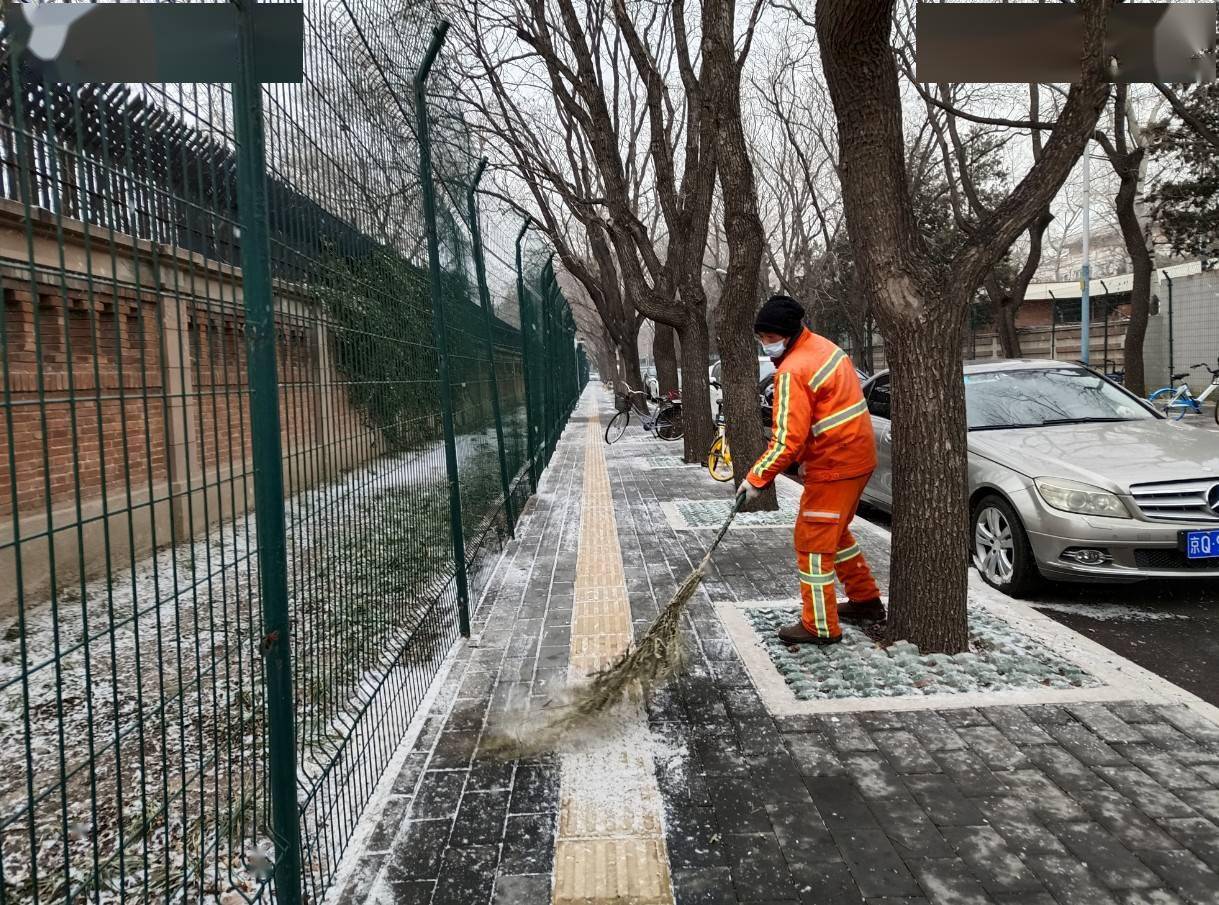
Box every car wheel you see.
[971,495,1041,598]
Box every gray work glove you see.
[736,479,763,504]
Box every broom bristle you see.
[481,564,708,758]
[482,495,742,759]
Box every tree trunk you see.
[677,313,715,463]
[706,0,776,511]
[1115,161,1152,395]
[997,305,1021,358]
[882,296,971,653]
[653,322,680,395]
[619,332,645,394]
[983,276,1023,358]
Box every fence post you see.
[515,217,537,492]
[231,1,303,900]
[467,158,516,537]
[541,256,555,463]
[415,21,471,638]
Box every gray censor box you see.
[917,2,1216,84]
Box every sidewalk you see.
[333,388,1219,905]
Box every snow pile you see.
[747,606,1100,700]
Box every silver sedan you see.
[860,359,1219,596]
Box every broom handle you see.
[695,492,746,572]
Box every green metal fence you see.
[0,6,583,903]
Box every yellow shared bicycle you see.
[706,385,733,481]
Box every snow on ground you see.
[0,418,514,904]
[746,605,1100,700]
[1029,601,1190,622]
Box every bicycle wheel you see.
[656,404,684,441]
[605,410,630,444]
[1148,387,1190,421]
[707,435,733,482]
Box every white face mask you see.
[760,338,787,358]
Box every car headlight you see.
[1034,478,1131,519]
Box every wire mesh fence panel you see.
[0,3,584,904]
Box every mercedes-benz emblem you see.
[1208,484,1219,515]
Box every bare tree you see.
[816,0,1112,652]
[702,0,775,507]
[1093,84,1164,395]
[445,0,724,461]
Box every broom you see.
[484,491,746,756]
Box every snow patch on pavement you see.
[1030,602,1190,622]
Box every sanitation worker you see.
[737,295,884,644]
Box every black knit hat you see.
[753,295,805,338]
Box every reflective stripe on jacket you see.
[747,328,876,487]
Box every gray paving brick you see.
[986,707,1054,746]
[1137,724,1219,766]
[1136,849,1219,905]
[999,770,1089,821]
[1158,706,1219,747]
[860,711,916,732]
[1025,854,1120,905]
[906,711,968,752]
[941,824,1045,894]
[1049,821,1162,889]
[943,708,992,728]
[788,732,850,777]
[765,798,841,867]
[1158,817,1219,873]
[874,731,942,775]
[977,797,1069,856]
[957,726,1032,771]
[843,753,914,800]
[1068,704,1148,744]
[1108,703,1163,725]
[1023,745,1109,792]
[722,833,798,901]
[1024,705,1078,727]
[832,827,922,898]
[792,860,869,905]
[1180,789,1219,823]
[821,714,881,752]
[869,799,955,860]
[1075,789,1181,852]
[492,874,551,905]
[1093,766,1197,818]
[672,866,737,905]
[909,857,992,905]
[1116,745,1211,791]
[931,748,1006,798]
[1113,892,1187,905]
[1044,723,1129,768]
[903,774,987,827]
[993,895,1058,905]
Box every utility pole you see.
[1080,142,1091,365]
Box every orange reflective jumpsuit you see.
[747,328,880,639]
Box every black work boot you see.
[838,598,886,625]
[778,622,841,645]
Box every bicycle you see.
[1148,359,1219,424]
[707,383,733,481]
[605,384,683,443]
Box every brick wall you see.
[0,200,374,617]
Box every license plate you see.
[1184,529,1219,560]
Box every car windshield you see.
[965,368,1154,430]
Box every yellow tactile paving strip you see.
[552,413,674,905]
